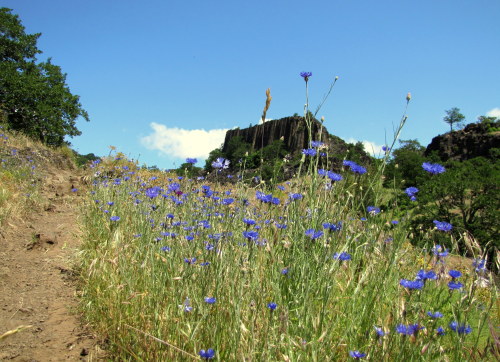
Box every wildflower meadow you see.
[76,74,498,360]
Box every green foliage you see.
[443,107,465,132]
[410,157,499,265]
[477,115,500,133]
[72,150,99,167]
[0,8,89,146]
[384,139,426,188]
[175,162,202,178]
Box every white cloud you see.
[140,122,228,160]
[346,138,385,156]
[486,108,500,118]
[258,118,273,125]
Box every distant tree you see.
[0,7,89,146]
[443,107,465,132]
[384,139,426,188]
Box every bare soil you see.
[0,169,103,361]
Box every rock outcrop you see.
[222,116,361,158]
[424,121,500,161]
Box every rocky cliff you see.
[424,121,500,161]
[222,116,357,158]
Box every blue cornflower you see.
[400,279,424,290]
[110,216,120,221]
[212,157,230,169]
[311,140,324,148]
[161,246,171,252]
[222,198,234,205]
[473,259,487,273]
[382,145,391,152]
[302,148,317,156]
[186,158,197,164]
[267,302,277,311]
[422,162,446,174]
[323,221,342,232]
[243,230,259,241]
[396,323,423,336]
[333,252,351,261]
[436,327,446,335]
[416,269,437,281]
[432,245,449,258]
[300,71,312,81]
[349,351,366,359]
[427,311,443,319]
[275,223,287,229]
[449,270,462,279]
[433,220,453,232]
[242,218,256,225]
[318,169,327,176]
[184,257,197,264]
[281,268,289,275]
[449,321,472,334]
[276,185,285,191]
[405,187,419,198]
[305,228,323,240]
[367,206,381,215]
[327,171,343,182]
[374,326,386,337]
[289,193,303,200]
[204,297,216,304]
[448,281,463,290]
[199,349,215,360]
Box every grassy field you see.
[76,151,498,360]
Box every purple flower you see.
[311,140,324,148]
[184,257,197,264]
[267,302,277,311]
[110,216,120,221]
[281,268,289,275]
[449,321,472,334]
[416,269,437,281]
[473,259,487,273]
[422,162,446,174]
[374,326,386,336]
[432,245,449,258]
[327,171,343,182]
[212,157,230,169]
[300,71,312,81]
[396,323,423,336]
[433,220,453,232]
[302,148,317,156]
[243,230,259,241]
[448,281,463,290]
[436,327,446,335]
[318,169,327,176]
[199,349,215,359]
[449,270,462,279]
[243,218,256,225]
[400,279,424,290]
[405,187,419,198]
[427,311,443,319]
[367,206,380,215]
[305,228,323,240]
[349,351,367,359]
[186,158,197,164]
[204,297,216,304]
[323,221,342,232]
[333,252,351,261]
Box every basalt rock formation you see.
[222,116,368,161]
[424,121,500,161]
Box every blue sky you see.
[4,0,500,169]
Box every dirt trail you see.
[0,170,102,361]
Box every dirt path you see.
[0,170,102,361]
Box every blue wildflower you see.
[212,157,230,169]
[422,162,446,174]
[367,206,380,215]
[436,327,446,335]
[302,148,317,156]
[267,302,277,311]
[433,220,453,232]
[432,244,449,258]
[473,259,487,273]
[311,140,324,148]
[305,228,323,240]
[110,216,120,221]
[399,279,424,290]
[416,269,437,281]
[199,349,215,360]
[449,270,462,279]
[243,230,259,241]
[186,158,197,164]
[327,171,343,181]
[204,297,216,304]
[396,323,423,336]
[449,321,472,334]
[300,71,312,81]
[333,252,351,261]
[448,281,463,290]
[427,311,443,319]
[349,351,366,359]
